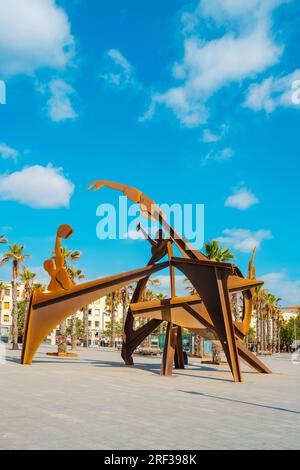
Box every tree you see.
[66,318,83,341]
[0,244,29,349]
[203,240,236,363]
[121,285,134,329]
[53,247,81,354]
[104,320,123,340]
[184,278,204,356]
[203,240,235,263]
[82,306,90,348]
[20,267,36,328]
[17,300,26,340]
[68,268,85,352]
[280,314,300,351]
[105,290,122,347]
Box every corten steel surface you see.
[89,181,270,382]
[21,181,270,384]
[21,224,170,365]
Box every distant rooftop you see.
[281,305,300,310]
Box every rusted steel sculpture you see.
[88,181,271,382]
[21,180,271,383]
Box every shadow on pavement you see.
[178,389,300,414]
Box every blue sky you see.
[0,0,300,304]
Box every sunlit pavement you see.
[0,344,299,450]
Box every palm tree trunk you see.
[277,315,281,352]
[24,285,31,343]
[11,275,19,350]
[256,297,262,354]
[110,292,116,348]
[262,313,266,352]
[58,320,67,354]
[83,306,89,347]
[122,289,128,329]
[266,312,271,352]
[196,335,204,357]
[256,310,260,353]
[231,293,239,322]
[212,340,222,363]
[271,316,275,353]
[71,313,77,352]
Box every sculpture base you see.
[201,360,227,366]
[46,352,78,358]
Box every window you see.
[88,309,92,315]
[3,302,10,310]
[88,321,92,327]
[17,290,20,296]
[5,289,10,296]
[95,309,100,316]
[95,321,99,327]
[3,315,9,322]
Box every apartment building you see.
[280,305,300,321]
[0,281,123,346]
[0,281,24,338]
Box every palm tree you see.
[121,285,134,329]
[203,240,236,363]
[105,290,122,347]
[259,289,268,353]
[203,240,236,263]
[0,281,6,340]
[0,236,8,339]
[0,244,29,349]
[20,267,36,325]
[69,268,85,352]
[82,305,89,348]
[53,247,81,354]
[254,287,263,353]
[184,278,204,356]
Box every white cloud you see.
[0,164,74,208]
[143,0,285,127]
[225,186,259,210]
[142,87,209,128]
[244,69,300,112]
[263,271,300,305]
[202,147,234,165]
[0,0,74,76]
[151,275,187,297]
[45,79,77,122]
[123,230,145,241]
[202,124,228,143]
[0,143,18,162]
[100,49,139,89]
[202,130,221,143]
[216,228,273,252]
[197,0,287,25]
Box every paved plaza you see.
[0,345,299,450]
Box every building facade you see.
[0,281,123,346]
[280,305,300,321]
[0,281,24,338]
